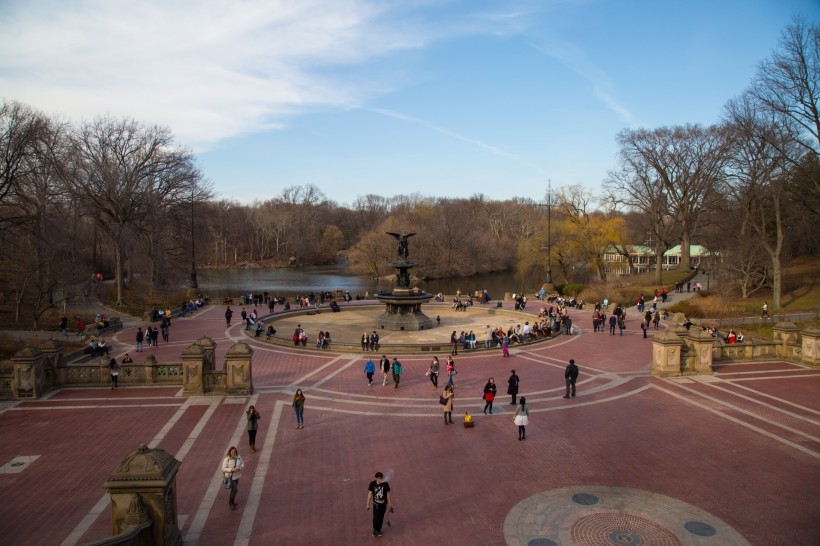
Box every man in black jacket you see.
[563,359,579,399]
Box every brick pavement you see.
[0,304,818,545]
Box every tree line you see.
[1,18,817,325]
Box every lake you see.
[196,264,546,299]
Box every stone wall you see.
[652,321,818,376]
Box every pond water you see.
[196,264,546,299]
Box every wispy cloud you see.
[0,1,426,147]
[0,0,535,150]
[361,106,546,174]
[530,38,638,127]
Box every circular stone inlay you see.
[528,539,558,546]
[572,493,600,505]
[572,513,681,545]
[608,530,641,544]
[684,521,717,537]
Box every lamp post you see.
[545,180,553,285]
[189,186,198,290]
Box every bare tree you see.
[750,17,820,158]
[0,100,48,205]
[61,117,201,305]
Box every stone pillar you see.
[688,329,715,374]
[773,322,800,359]
[195,336,216,372]
[181,344,205,396]
[801,326,820,366]
[143,355,158,385]
[38,340,62,390]
[224,342,254,396]
[103,444,182,546]
[651,331,684,377]
[11,348,45,399]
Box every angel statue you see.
[386,232,416,262]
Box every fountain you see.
[375,232,434,330]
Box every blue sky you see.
[2,0,818,206]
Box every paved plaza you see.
[1,300,818,545]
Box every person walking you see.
[609,315,617,335]
[379,355,391,386]
[514,397,529,440]
[501,334,510,357]
[446,356,457,387]
[429,356,440,389]
[364,358,376,386]
[246,405,260,452]
[442,384,455,425]
[652,311,661,330]
[135,327,144,352]
[507,370,519,405]
[222,446,244,510]
[483,377,497,414]
[365,472,393,537]
[109,358,120,389]
[59,315,68,337]
[563,359,579,399]
[761,301,769,319]
[391,357,403,388]
[225,306,233,326]
[292,389,305,429]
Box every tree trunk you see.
[114,241,125,306]
[680,232,691,271]
[654,246,663,285]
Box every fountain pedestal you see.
[376,261,433,331]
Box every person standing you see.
[483,377,497,414]
[222,446,244,510]
[442,384,455,425]
[59,315,68,337]
[514,397,529,440]
[135,327,144,352]
[365,472,393,537]
[246,405,260,452]
[501,334,510,357]
[109,358,120,389]
[364,359,376,386]
[507,370,520,405]
[429,356,440,389]
[446,356,456,387]
[225,307,233,326]
[563,359,579,399]
[761,301,769,319]
[379,355,391,386]
[292,389,305,429]
[391,357,403,389]
[450,331,458,356]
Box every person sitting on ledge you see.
[464,412,474,428]
[330,300,341,312]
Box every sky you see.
[2,0,818,207]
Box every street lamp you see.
[189,185,198,289]
[544,180,553,285]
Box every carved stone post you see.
[651,330,684,377]
[224,342,254,396]
[773,322,800,359]
[103,444,182,545]
[143,354,158,385]
[38,340,62,390]
[195,336,216,372]
[11,347,45,399]
[688,329,715,374]
[801,326,820,366]
[181,344,205,396]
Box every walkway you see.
[0,297,818,545]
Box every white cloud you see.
[0,0,439,147]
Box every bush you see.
[555,283,585,297]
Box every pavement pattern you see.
[1,293,819,545]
